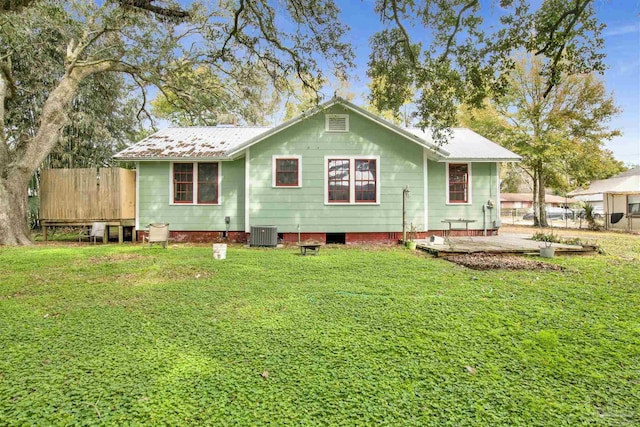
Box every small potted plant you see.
[406,223,417,250]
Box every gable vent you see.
[325,114,349,132]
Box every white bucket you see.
[540,247,555,258]
[428,235,445,245]
[213,243,227,260]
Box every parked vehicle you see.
[575,206,604,219]
[523,207,573,220]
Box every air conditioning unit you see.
[250,225,278,247]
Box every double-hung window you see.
[272,156,301,187]
[447,163,471,204]
[326,157,379,204]
[172,162,219,204]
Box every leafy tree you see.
[282,80,319,121]
[487,54,621,226]
[365,76,413,126]
[150,64,281,126]
[0,0,614,244]
[0,0,352,245]
[458,103,528,194]
[368,0,606,141]
[281,77,356,121]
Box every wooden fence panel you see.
[40,168,135,221]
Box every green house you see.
[114,98,520,243]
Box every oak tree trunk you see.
[532,169,539,227]
[0,174,32,245]
[0,65,107,245]
[537,169,548,227]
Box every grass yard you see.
[1,230,639,426]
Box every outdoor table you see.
[441,219,477,236]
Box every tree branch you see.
[535,0,591,56]
[535,0,592,98]
[245,2,317,90]
[219,0,245,61]
[130,74,154,124]
[440,0,478,61]
[389,0,417,65]
[115,0,189,20]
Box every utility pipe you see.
[402,186,410,242]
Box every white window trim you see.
[325,114,349,133]
[324,155,380,205]
[423,149,429,231]
[445,162,472,205]
[169,161,222,206]
[272,155,302,188]
[135,162,140,230]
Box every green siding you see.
[136,106,503,234]
[137,160,245,231]
[427,161,500,230]
[249,105,425,232]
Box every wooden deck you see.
[417,233,597,257]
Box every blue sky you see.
[329,0,640,165]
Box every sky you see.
[326,0,640,166]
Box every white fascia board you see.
[438,158,521,163]
[114,156,232,162]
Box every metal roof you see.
[114,126,272,160]
[568,168,640,196]
[403,128,522,162]
[114,98,520,162]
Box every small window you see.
[173,163,194,203]
[629,195,640,216]
[272,156,301,187]
[197,163,218,204]
[325,114,349,132]
[447,163,471,204]
[172,162,220,204]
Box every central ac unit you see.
[250,225,278,247]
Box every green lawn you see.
[1,233,639,426]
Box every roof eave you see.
[437,157,522,163]
[114,156,232,162]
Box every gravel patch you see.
[445,253,565,271]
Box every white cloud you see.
[605,24,640,37]
[618,58,640,75]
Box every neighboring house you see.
[569,167,640,231]
[570,193,604,210]
[501,193,578,211]
[114,97,520,243]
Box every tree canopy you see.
[0,0,617,244]
[462,53,623,226]
[368,0,605,141]
[0,0,353,244]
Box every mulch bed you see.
[445,253,565,271]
